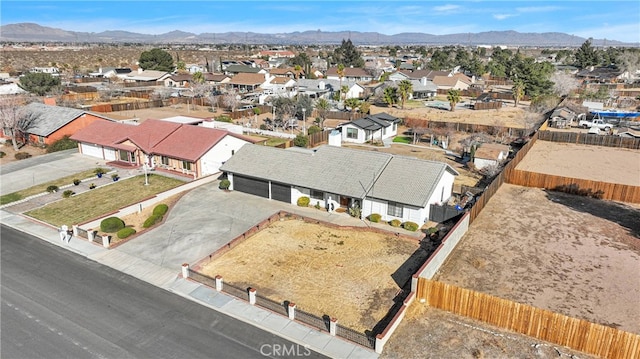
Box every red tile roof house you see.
[70,119,258,179]
[0,102,116,147]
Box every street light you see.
[302,108,306,135]
[143,161,149,186]
[272,105,277,132]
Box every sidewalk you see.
[0,207,380,359]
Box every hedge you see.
[389,219,402,227]
[15,152,32,160]
[152,203,169,216]
[402,221,419,232]
[117,227,136,239]
[368,213,381,223]
[297,196,310,207]
[100,217,125,233]
[143,214,163,228]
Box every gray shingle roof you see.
[220,144,458,206]
[23,102,85,136]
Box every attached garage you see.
[80,143,104,159]
[103,148,116,161]
[270,182,291,203]
[233,175,269,198]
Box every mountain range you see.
[0,23,630,47]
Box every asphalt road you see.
[1,224,327,359]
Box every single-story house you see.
[219,144,458,224]
[1,102,116,146]
[325,67,373,82]
[123,69,171,83]
[337,112,401,144]
[71,119,257,179]
[473,143,510,170]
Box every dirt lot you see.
[0,142,47,165]
[382,305,599,359]
[435,184,640,334]
[199,218,420,332]
[516,140,640,186]
[113,193,184,244]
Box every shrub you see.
[46,185,59,193]
[297,196,310,207]
[143,214,163,228]
[402,221,419,232]
[89,183,96,189]
[368,213,381,223]
[307,125,321,135]
[219,179,231,190]
[111,174,120,181]
[62,190,75,198]
[152,203,169,216]
[15,152,32,160]
[94,167,107,176]
[293,133,309,148]
[348,205,361,218]
[216,115,232,123]
[0,151,5,158]
[314,201,321,209]
[46,135,77,153]
[389,219,402,227]
[117,227,136,239]
[4,139,13,146]
[73,179,81,185]
[100,217,125,233]
[259,124,268,130]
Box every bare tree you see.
[479,163,503,178]
[0,96,37,150]
[550,71,581,97]
[220,93,239,112]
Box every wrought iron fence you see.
[295,308,328,332]
[254,294,288,317]
[76,227,88,239]
[336,324,375,348]
[188,270,217,288]
[221,281,249,301]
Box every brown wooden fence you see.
[506,169,640,203]
[473,101,503,110]
[538,131,640,149]
[416,279,640,359]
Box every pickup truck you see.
[578,118,613,130]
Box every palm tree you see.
[447,89,461,112]
[397,80,413,109]
[383,87,398,108]
[192,71,205,85]
[344,98,361,120]
[315,98,330,128]
[337,63,345,101]
[293,65,302,79]
[340,85,349,102]
[512,79,525,107]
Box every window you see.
[182,161,191,170]
[310,190,323,200]
[346,128,358,139]
[119,150,129,162]
[161,156,169,165]
[387,201,403,217]
[38,136,45,144]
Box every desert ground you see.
[516,140,640,186]
[435,183,640,334]
[381,305,599,359]
[198,218,421,332]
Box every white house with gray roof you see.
[219,144,458,224]
[337,112,401,144]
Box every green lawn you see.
[25,174,185,227]
[1,169,99,205]
[392,136,412,144]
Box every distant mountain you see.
[0,23,632,47]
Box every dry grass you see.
[199,218,419,331]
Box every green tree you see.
[383,87,398,107]
[575,39,599,69]
[138,48,175,72]
[332,39,364,67]
[307,125,321,135]
[397,80,413,109]
[176,60,186,73]
[18,72,61,96]
[428,49,450,70]
[314,98,330,128]
[192,71,205,85]
[446,89,461,112]
[337,63,346,101]
[344,98,360,111]
[359,101,370,115]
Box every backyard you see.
[198,218,421,332]
[435,183,640,334]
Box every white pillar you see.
[288,302,296,320]
[248,288,256,305]
[72,225,78,237]
[181,263,189,278]
[375,335,384,354]
[87,229,94,242]
[215,275,223,291]
[101,235,110,248]
[60,225,68,242]
[411,275,418,293]
[329,318,337,336]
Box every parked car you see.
[578,118,613,130]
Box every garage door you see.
[103,148,116,161]
[270,182,291,203]
[233,175,269,198]
[80,143,103,159]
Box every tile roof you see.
[125,119,182,153]
[70,120,130,145]
[150,125,228,161]
[220,144,458,206]
[326,67,370,78]
[229,73,266,85]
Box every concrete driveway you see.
[1,149,107,194]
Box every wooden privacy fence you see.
[538,131,640,149]
[506,169,640,203]
[416,279,640,359]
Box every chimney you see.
[43,97,56,106]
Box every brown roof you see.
[205,73,229,82]
[229,73,266,85]
[432,75,464,87]
[124,120,182,153]
[399,69,449,80]
[475,143,510,160]
[271,77,292,84]
[326,67,369,78]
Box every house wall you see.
[427,171,456,208]
[362,198,425,224]
[29,115,110,146]
[474,157,498,170]
[341,124,366,143]
[200,136,251,176]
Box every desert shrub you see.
[216,115,232,123]
[143,214,163,228]
[219,179,231,190]
[153,203,169,216]
[314,201,321,209]
[4,139,13,146]
[348,205,361,218]
[307,125,321,135]
[117,227,136,239]
[368,213,381,223]
[259,124,268,130]
[389,219,402,227]
[62,190,75,198]
[94,167,107,176]
[73,179,81,185]
[0,151,5,158]
[293,133,309,148]
[15,152,32,160]
[46,135,77,153]
[46,185,59,193]
[297,196,310,207]
[402,221,419,232]
[100,217,125,233]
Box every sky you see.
[2,0,639,43]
